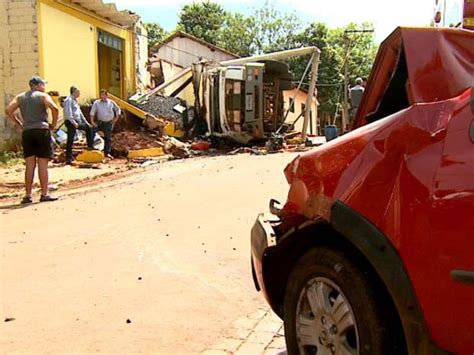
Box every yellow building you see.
[284,88,320,135]
[0,0,149,149]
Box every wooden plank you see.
[133,67,193,104]
[108,93,149,120]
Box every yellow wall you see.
[284,89,319,134]
[38,0,136,102]
[40,2,97,101]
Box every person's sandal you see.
[20,196,33,204]
[40,195,59,202]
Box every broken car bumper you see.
[250,213,277,300]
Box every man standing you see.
[349,77,365,123]
[90,89,121,159]
[63,85,94,165]
[5,76,59,203]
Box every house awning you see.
[70,0,140,28]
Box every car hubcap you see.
[296,277,359,355]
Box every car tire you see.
[283,247,400,355]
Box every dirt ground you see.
[0,159,140,200]
[0,152,301,354]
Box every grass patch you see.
[0,151,22,166]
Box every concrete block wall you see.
[0,0,39,151]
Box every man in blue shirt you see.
[63,85,94,164]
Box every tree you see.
[291,22,377,116]
[251,0,301,54]
[144,22,167,49]
[173,1,378,118]
[177,1,225,45]
[217,13,255,57]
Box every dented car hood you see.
[282,27,474,228]
[284,88,473,230]
[353,27,474,128]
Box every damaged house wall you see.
[134,21,150,94]
[154,31,237,69]
[0,0,146,151]
[149,31,238,103]
[38,0,138,100]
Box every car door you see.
[428,89,474,354]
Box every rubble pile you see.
[135,95,183,121]
[112,131,164,157]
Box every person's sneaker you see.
[20,196,33,204]
[66,160,73,165]
[106,154,114,160]
[40,195,59,202]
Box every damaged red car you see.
[251,27,474,355]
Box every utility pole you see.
[342,28,374,133]
[443,0,447,27]
[342,34,350,133]
[302,49,321,140]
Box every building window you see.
[289,98,295,113]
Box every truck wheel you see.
[283,247,398,355]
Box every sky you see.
[107,0,465,42]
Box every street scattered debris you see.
[135,95,184,121]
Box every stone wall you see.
[0,0,39,151]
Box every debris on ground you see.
[76,150,104,163]
[128,147,165,159]
[191,141,210,151]
[112,131,164,158]
[228,147,268,156]
[135,95,183,121]
[77,164,102,170]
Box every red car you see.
[251,27,474,355]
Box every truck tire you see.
[283,247,400,355]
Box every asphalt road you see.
[0,152,299,353]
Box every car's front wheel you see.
[283,247,398,355]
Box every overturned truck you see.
[197,47,320,143]
[133,47,321,144]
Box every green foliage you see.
[217,13,256,56]
[144,22,168,49]
[174,0,300,56]
[173,1,378,116]
[250,1,301,54]
[0,151,22,166]
[291,22,377,114]
[177,1,226,45]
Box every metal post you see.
[343,58,349,132]
[302,49,320,140]
[443,0,447,27]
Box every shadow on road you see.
[0,202,39,211]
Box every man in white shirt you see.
[90,89,121,159]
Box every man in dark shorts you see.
[5,76,59,203]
